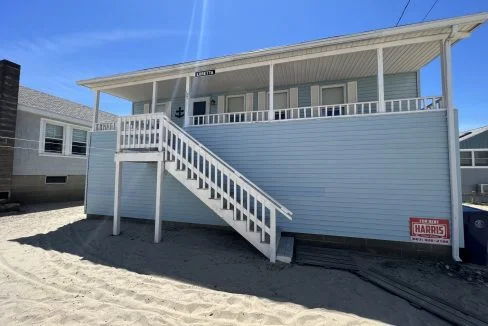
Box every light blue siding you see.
[357,72,418,101]
[86,110,451,243]
[86,132,224,225]
[186,110,450,242]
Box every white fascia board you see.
[18,104,92,128]
[77,12,488,90]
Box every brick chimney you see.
[0,60,21,200]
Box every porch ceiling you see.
[105,40,441,102]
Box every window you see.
[226,95,245,113]
[460,151,473,166]
[474,151,488,167]
[40,119,90,157]
[320,85,346,116]
[44,123,64,154]
[72,129,87,156]
[45,176,67,184]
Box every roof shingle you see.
[18,86,116,123]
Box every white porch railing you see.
[115,113,293,262]
[187,96,443,126]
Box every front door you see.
[193,101,206,125]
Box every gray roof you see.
[460,125,488,141]
[18,86,117,123]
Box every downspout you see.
[444,26,462,262]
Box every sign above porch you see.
[195,70,216,77]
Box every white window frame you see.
[266,90,289,110]
[39,118,90,159]
[320,84,347,105]
[225,94,246,113]
[71,128,89,156]
[190,97,211,116]
[460,149,488,168]
[155,100,173,117]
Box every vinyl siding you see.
[461,169,488,194]
[13,110,87,176]
[460,130,488,149]
[86,132,224,225]
[86,110,451,243]
[186,110,450,242]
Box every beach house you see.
[78,13,488,262]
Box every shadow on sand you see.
[11,217,439,325]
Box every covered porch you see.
[89,31,461,130]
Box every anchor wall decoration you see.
[175,107,185,118]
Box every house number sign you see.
[195,70,215,77]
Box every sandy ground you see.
[0,203,467,326]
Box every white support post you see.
[151,81,158,114]
[377,48,385,112]
[113,160,122,236]
[268,64,274,120]
[154,160,164,243]
[184,76,191,127]
[92,90,100,131]
[269,208,276,263]
[442,36,462,262]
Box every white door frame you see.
[190,97,211,115]
[320,84,346,105]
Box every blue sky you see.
[1,0,487,130]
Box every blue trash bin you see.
[463,206,488,265]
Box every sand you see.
[0,203,449,325]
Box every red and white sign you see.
[409,217,450,245]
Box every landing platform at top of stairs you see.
[115,151,165,162]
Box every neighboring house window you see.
[474,151,488,166]
[44,123,64,154]
[45,176,67,184]
[460,151,473,166]
[72,129,87,156]
[40,118,90,157]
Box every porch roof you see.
[78,12,488,102]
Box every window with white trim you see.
[44,123,64,154]
[72,129,87,156]
[226,95,245,113]
[474,151,488,166]
[40,119,90,158]
[460,151,472,167]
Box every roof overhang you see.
[77,12,488,101]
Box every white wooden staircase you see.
[113,113,293,262]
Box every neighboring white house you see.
[78,13,487,263]
[11,86,116,203]
[460,125,488,200]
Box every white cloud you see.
[0,28,192,58]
